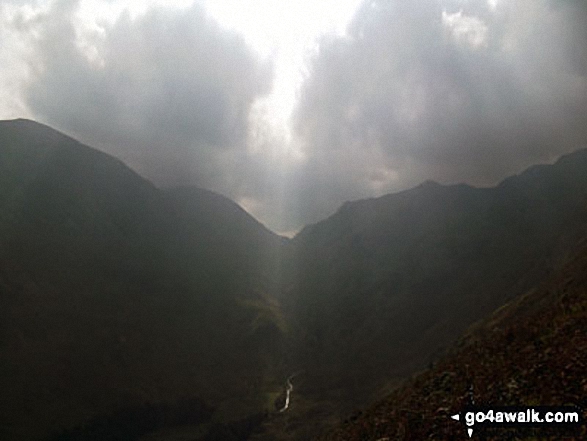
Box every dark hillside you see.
[317,237,587,440]
[2,118,586,441]
[279,149,587,435]
[0,119,288,440]
[164,186,287,291]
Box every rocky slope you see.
[317,239,587,440]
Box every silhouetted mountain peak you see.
[498,147,587,188]
[418,178,441,188]
[1,118,90,154]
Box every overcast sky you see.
[1,0,586,235]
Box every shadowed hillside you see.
[269,149,587,437]
[0,119,289,440]
[317,237,587,440]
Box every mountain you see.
[266,148,587,437]
[0,119,289,440]
[2,118,587,440]
[317,236,587,440]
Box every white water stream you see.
[277,372,303,413]
[278,375,295,413]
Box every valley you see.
[1,119,586,440]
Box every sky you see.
[0,0,586,236]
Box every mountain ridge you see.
[5,118,586,238]
[295,148,587,241]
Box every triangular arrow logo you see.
[468,428,473,437]
[451,414,460,421]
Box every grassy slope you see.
[317,239,587,440]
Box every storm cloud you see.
[293,0,587,227]
[20,0,272,189]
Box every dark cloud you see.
[293,0,587,226]
[23,0,273,190]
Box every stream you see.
[277,372,302,413]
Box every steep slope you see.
[164,186,287,298]
[318,237,587,440]
[279,149,587,432]
[0,119,288,440]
